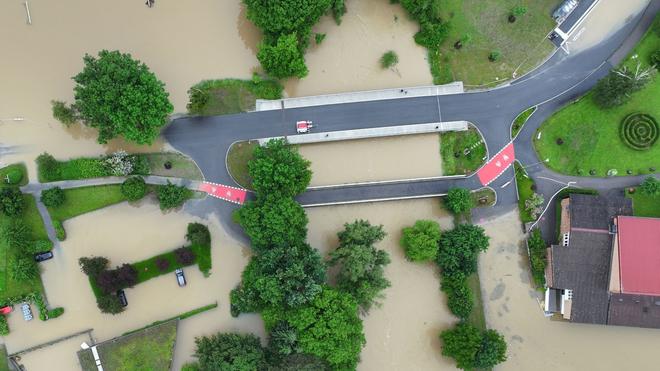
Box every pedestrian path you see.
[477,142,516,186]
[198,182,247,205]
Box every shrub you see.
[650,50,660,69]
[121,176,147,201]
[0,187,24,216]
[36,152,61,181]
[0,315,9,335]
[512,5,527,17]
[3,221,31,251]
[32,240,52,253]
[400,220,441,262]
[488,50,501,62]
[41,187,65,207]
[9,255,40,281]
[51,100,77,125]
[186,223,211,245]
[639,176,660,196]
[157,181,192,210]
[380,51,399,69]
[155,257,170,272]
[441,273,473,319]
[315,33,326,44]
[175,247,196,266]
[54,220,66,241]
[79,256,109,277]
[4,167,23,185]
[47,307,65,319]
[104,150,135,176]
[619,113,658,151]
[97,294,124,314]
[527,229,547,288]
[257,33,309,79]
[524,192,545,219]
[131,155,150,175]
[445,187,474,215]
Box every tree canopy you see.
[593,66,652,108]
[445,187,474,215]
[437,224,490,277]
[244,0,332,36]
[194,332,266,371]
[640,176,659,197]
[72,50,173,144]
[440,323,507,370]
[400,219,441,262]
[0,187,24,216]
[257,34,309,79]
[249,139,312,198]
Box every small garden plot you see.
[0,164,27,187]
[514,162,537,223]
[440,127,487,175]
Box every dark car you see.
[175,268,186,287]
[117,289,128,307]
[34,251,54,262]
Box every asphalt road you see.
[165,2,659,242]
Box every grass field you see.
[142,153,204,180]
[511,106,537,138]
[0,163,28,187]
[534,16,660,176]
[433,0,559,85]
[514,162,536,223]
[78,320,177,371]
[626,189,660,218]
[47,185,126,222]
[227,140,258,189]
[440,127,487,175]
[187,78,283,116]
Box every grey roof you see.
[546,288,562,313]
[569,194,632,230]
[551,232,613,324]
[608,293,660,329]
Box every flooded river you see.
[299,134,442,186]
[479,210,660,371]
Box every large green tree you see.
[244,0,332,35]
[400,219,441,262]
[262,287,365,370]
[437,224,490,277]
[593,66,652,108]
[440,323,507,370]
[257,34,309,79]
[72,50,173,144]
[194,332,265,371]
[475,329,508,369]
[328,220,391,312]
[445,187,474,215]
[249,139,312,198]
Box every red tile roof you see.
[617,216,660,296]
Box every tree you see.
[234,196,308,252]
[474,329,508,369]
[51,100,77,125]
[41,187,65,207]
[440,323,483,370]
[593,65,654,108]
[9,255,40,281]
[0,187,24,216]
[194,332,265,371]
[525,192,545,219]
[71,50,173,144]
[186,222,211,245]
[437,224,490,277]
[79,256,109,277]
[441,272,473,319]
[270,353,329,371]
[400,220,441,262]
[36,152,61,182]
[380,51,399,69]
[244,0,332,35]
[268,321,301,356]
[262,287,365,370]
[231,243,324,313]
[121,176,147,201]
[249,139,312,198]
[157,181,192,210]
[328,220,390,312]
[3,221,31,251]
[445,188,474,215]
[639,176,659,197]
[97,294,124,314]
[257,34,309,79]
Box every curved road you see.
[165,2,659,241]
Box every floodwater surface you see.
[299,134,442,186]
[479,210,660,371]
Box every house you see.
[544,193,660,329]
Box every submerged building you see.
[545,193,660,329]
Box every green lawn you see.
[514,162,536,223]
[227,140,258,189]
[141,152,204,180]
[511,106,536,138]
[626,189,660,217]
[433,0,559,85]
[47,185,126,222]
[132,243,211,283]
[122,303,218,337]
[187,78,283,116]
[0,163,28,187]
[534,16,660,176]
[440,128,487,175]
[78,320,177,371]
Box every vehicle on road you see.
[0,306,12,315]
[117,289,128,307]
[175,268,186,287]
[296,120,314,134]
[34,251,54,262]
[21,303,33,321]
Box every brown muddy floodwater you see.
[299,134,442,186]
[3,199,264,369]
[306,198,457,370]
[479,210,660,371]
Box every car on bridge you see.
[296,120,314,134]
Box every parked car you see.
[0,306,12,315]
[34,251,54,262]
[175,268,186,287]
[116,289,128,307]
[21,303,33,321]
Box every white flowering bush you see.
[104,150,134,176]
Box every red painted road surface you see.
[477,142,515,186]
[198,182,247,205]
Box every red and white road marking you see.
[198,182,247,205]
[477,142,516,186]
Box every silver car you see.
[175,268,186,287]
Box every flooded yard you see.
[479,210,660,371]
[299,134,442,186]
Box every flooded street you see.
[299,134,442,186]
[479,210,660,371]
[306,199,457,370]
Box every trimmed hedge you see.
[619,113,658,151]
[527,229,547,288]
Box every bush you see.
[186,223,211,245]
[511,5,527,17]
[157,181,192,210]
[650,49,660,69]
[47,307,65,319]
[524,192,545,219]
[36,152,61,182]
[445,188,474,215]
[96,264,138,294]
[97,294,124,314]
[4,167,23,185]
[54,220,66,241]
[315,33,326,44]
[3,221,31,251]
[0,315,9,335]
[488,50,501,62]
[104,150,135,176]
[41,187,66,207]
[0,187,24,216]
[174,247,196,266]
[441,273,474,319]
[257,33,309,79]
[9,255,40,281]
[51,100,77,125]
[32,240,52,253]
[440,323,507,370]
[155,257,170,272]
[619,113,658,151]
[194,332,265,371]
[400,220,441,262]
[380,51,399,69]
[79,256,109,277]
[121,176,147,201]
[639,176,660,196]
